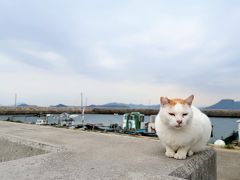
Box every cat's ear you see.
[160,97,169,106]
[185,94,194,106]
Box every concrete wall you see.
[169,148,217,180]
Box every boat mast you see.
[81,92,84,124]
[14,93,17,107]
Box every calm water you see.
[0,114,238,140]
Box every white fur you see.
[155,104,211,160]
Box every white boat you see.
[69,114,79,119]
[36,118,47,125]
[59,113,78,127]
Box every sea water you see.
[0,114,238,140]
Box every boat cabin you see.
[123,112,144,131]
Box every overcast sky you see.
[0,0,240,106]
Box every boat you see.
[223,131,238,144]
[59,113,78,127]
[122,112,158,137]
[35,118,47,125]
[221,120,240,144]
[35,114,53,125]
[123,112,145,131]
[83,123,122,132]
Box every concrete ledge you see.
[0,121,216,180]
[169,148,216,180]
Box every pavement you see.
[0,121,216,180]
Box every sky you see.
[0,0,240,107]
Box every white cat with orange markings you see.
[155,95,211,160]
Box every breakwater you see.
[0,107,240,117]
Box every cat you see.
[155,95,211,160]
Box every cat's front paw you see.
[174,152,187,160]
[165,150,175,158]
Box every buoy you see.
[214,139,226,146]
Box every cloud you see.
[0,1,240,106]
[20,48,72,72]
[91,44,126,69]
[0,39,74,74]
[0,52,36,73]
[118,16,205,51]
[89,43,132,71]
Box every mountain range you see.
[88,102,160,109]
[90,99,240,110]
[17,103,37,107]
[204,99,240,110]
[13,99,240,110]
[50,104,69,108]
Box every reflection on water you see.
[0,114,238,140]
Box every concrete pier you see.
[0,121,216,180]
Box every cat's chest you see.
[160,128,195,146]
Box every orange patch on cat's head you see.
[160,95,194,107]
[168,98,186,106]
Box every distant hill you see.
[17,103,29,107]
[205,99,240,110]
[89,102,160,109]
[89,103,129,109]
[17,103,37,107]
[50,104,68,108]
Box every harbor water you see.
[0,114,238,140]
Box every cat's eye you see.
[183,113,188,116]
[168,113,175,116]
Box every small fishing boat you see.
[223,131,238,144]
[59,113,78,127]
[123,112,145,131]
[122,112,157,137]
[83,123,122,132]
[35,118,47,125]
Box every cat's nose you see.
[177,120,182,124]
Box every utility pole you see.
[14,93,17,107]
